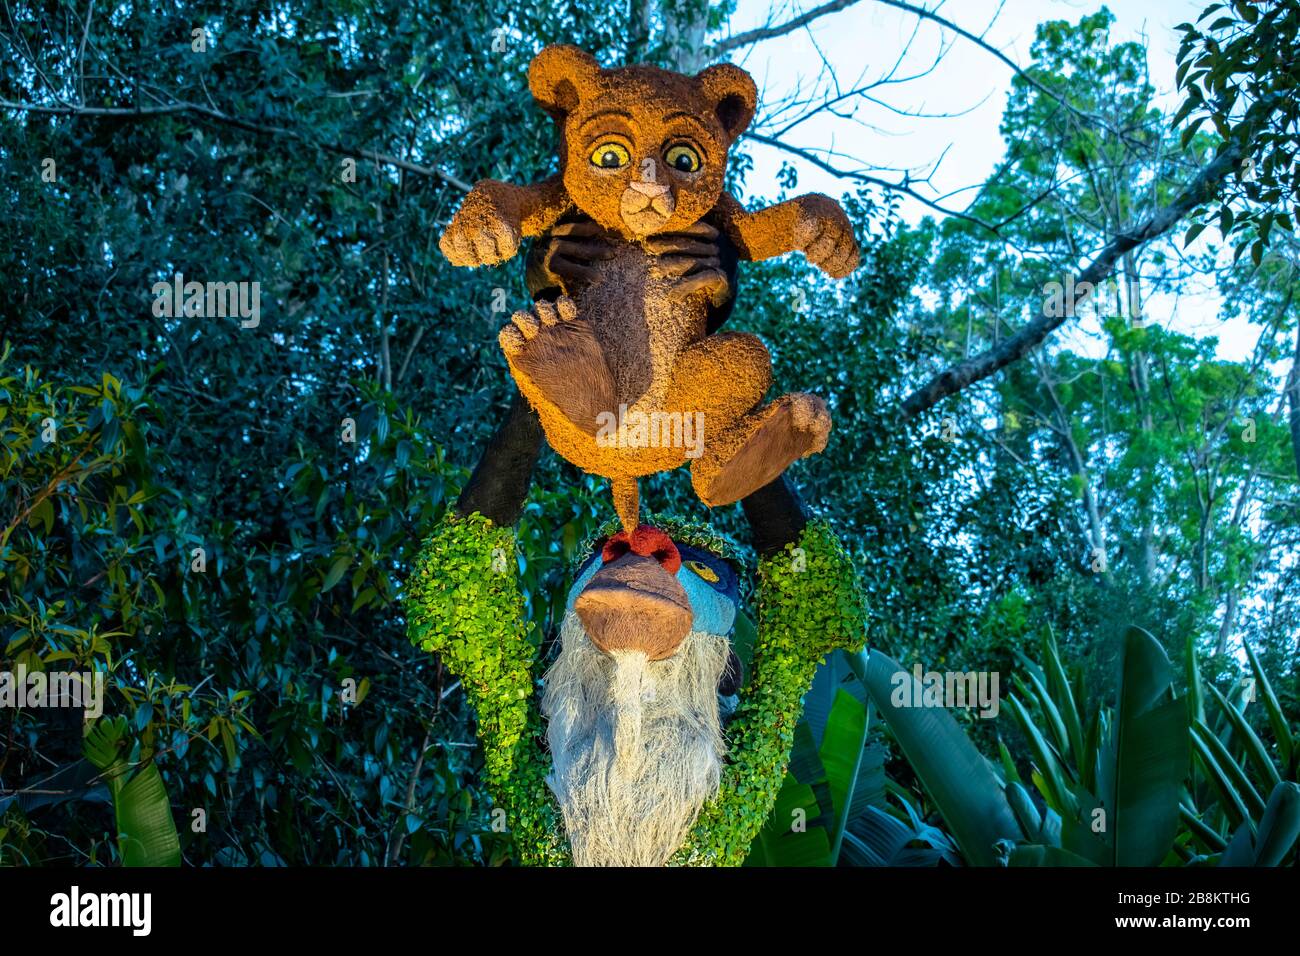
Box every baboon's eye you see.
[665,144,702,173]
[685,559,719,583]
[590,142,631,169]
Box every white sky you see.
[724,0,1265,360]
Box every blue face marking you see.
[677,565,736,636]
[565,541,739,637]
[566,552,603,614]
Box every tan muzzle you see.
[574,552,692,661]
[620,181,675,235]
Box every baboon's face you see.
[566,525,740,663]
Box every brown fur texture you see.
[439,45,859,530]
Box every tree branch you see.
[743,130,999,231]
[870,0,1091,125]
[0,98,472,191]
[712,0,865,55]
[899,142,1243,419]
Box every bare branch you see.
[712,0,865,55]
[871,0,1091,125]
[899,142,1243,419]
[743,130,999,231]
[0,97,472,191]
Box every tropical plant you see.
[745,650,962,867]
[82,716,182,867]
[857,624,1298,867]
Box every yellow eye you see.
[590,142,631,169]
[685,559,719,583]
[665,144,702,173]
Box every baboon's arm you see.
[405,512,569,866]
[671,502,867,866]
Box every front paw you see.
[439,190,522,268]
[793,195,860,279]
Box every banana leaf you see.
[1241,638,1294,769]
[1043,627,1086,767]
[1009,844,1097,866]
[745,772,831,866]
[1185,631,1206,726]
[1193,719,1266,818]
[84,716,181,867]
[1252,781,1300,866]
[1179,802,1228,853]
[862,649,1022,866]
[1205,682,1282,791]
[842,804,959,867]
[1100,627,1189,867]
[1005,694,1075,814]
[1190,728,1252,831]
[818,688,871,863]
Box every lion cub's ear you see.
[695,63,757,142]
[529,44,601,120]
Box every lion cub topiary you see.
[439,44,859,531]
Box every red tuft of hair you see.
[600,524,681,573]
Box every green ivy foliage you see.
[404,512,568,866]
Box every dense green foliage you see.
[1,0,1295,866]
[404,512,567,866]
[1175,0,1300,262]
[861,626,1299,866]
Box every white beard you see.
[540,611,729,867]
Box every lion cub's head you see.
[529,45,757,240]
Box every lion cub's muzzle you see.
[575,550,691,661]
[620,181,675,236]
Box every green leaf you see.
[863,650,1022,866]
[1242,638,1293,767]
[1206,683,1282,792]
[1042,629,1085,769]
[1253,782,1300,866]
[1009,844,1097,866]
[1006,781,1042,839]
[1107,628,1189,867]
[1185,632,1205,726]
[818,688,869,864]
[1193,719,1265,818]
[1005,694,1074,815]
[115,760,183,867]
[29,497,54,534]
[1179,803,1227,853]
[83,718,181,867]
[745,774,830,866]
[322,554,351,592]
